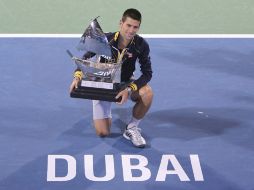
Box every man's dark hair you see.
[122,8,142,23]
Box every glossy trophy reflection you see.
[67,17,127,102]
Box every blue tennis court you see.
[0,37,254,190]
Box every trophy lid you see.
[77,17,112,57]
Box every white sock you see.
[127,117,141,129]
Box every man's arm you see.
[130,39,153,91]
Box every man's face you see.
[120,17,140,40]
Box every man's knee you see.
[96,130,110,137]
[139,85,153,104]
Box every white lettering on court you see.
[47,155,76,181]
[46,154,204,182]
[122,155,151,181]
[84,155,115,181]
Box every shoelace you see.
[128,127,142,140]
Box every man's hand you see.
[69,77,80,93]
[115,88,129,105]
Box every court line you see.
[1,34,254,38]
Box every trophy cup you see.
[67,17,126,102]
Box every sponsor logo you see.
[93,70,112,77]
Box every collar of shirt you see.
[109,31,135,50]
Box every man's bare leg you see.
[131,85,153,119]
[123,85,153,147]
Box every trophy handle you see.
[66,49,74,58]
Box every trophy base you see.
[70,80,127,102]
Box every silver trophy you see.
[67,17,126,102]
